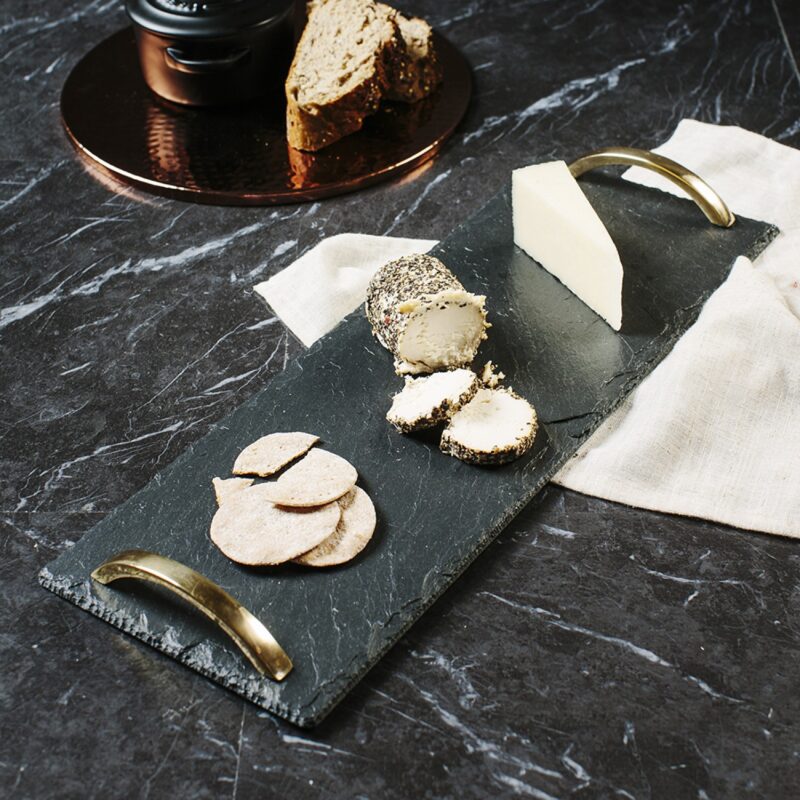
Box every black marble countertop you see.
[2,1,799,797]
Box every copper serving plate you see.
[60,27,472,205]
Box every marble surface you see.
[1,0,799,796]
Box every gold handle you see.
[91,549,292,681]
[568,146,736,228]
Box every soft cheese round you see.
[387,368,479,432]
[440,387,538,465]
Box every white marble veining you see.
[2,0,799,796]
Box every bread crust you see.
[286,72,387,151]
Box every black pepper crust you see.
[386,371,480,433]
[439,388,538,466]
[365,254,464,352]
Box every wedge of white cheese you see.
[512,160,623,330]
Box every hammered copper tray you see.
[60,28,472,205]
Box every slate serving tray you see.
[40,174,777,727]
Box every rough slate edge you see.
[38,182,779,727]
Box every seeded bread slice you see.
[286,0,403,151]
[382,9,442,102]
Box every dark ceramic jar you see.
[127,0,295,106]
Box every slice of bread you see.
[287,1,442,151]
[286,0,404,151]
[382,9,442,103]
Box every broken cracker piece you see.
[210,483,340,566]
[232,432,319,477]
[212,476,254,507]
[294,486,377,567]
[262,449,357,508]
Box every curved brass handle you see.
[568,146,736,228]
[91,549,292,681]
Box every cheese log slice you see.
[365,254,488,375]
[387,368,479,432]
[512,160,623,330]
[440,387,538,465]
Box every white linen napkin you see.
[255,233,436,347]
[254,120,800,538]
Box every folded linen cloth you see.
[254,120,800,538]
[256,233,437,347]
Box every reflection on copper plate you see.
[60,28,472,206]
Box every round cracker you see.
[262,449,357,507]
[209,483,340,566]
[232,432,319,477]
[212,476,254,507]
[294,487,377,567]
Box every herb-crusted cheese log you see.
[387,368,479,432]
[286,0,403,151]
[440,387,538,465]
[365,254,488,374]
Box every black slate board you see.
[40,175,777,727]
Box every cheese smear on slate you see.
[512,160,623,330]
